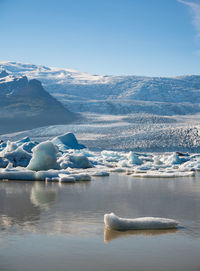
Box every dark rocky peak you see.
[28,79,42,88]
[0,75,28,94]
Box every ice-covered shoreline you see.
[0,132,199,182]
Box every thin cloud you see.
[178,0,200,37]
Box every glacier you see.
[1,61,200,116]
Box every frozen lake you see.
[0,173,200,271]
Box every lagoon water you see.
[0,174,200,271]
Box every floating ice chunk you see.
[130,170,195,178]
[91,171,109,177]
[52,133,85,150]
[37,171,91,182]
[109,167,127,173]
[35,170,59,180]
[104,213,179,231]
[70,154,92,168]
[165,153,184,165]
[0,141,17,155]
[27,141,58,171]
[58,174,76,183]
[3,146,32,167]
[117,160,130,167]
[153,157,163,165]
[69,173,91,181]
[0,168,35,180]
[128,152,142,165]
[101,150,124,162]
[59,153,92,169]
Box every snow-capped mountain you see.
[0,70,77,133]
[0,61,200,115]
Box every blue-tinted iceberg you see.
[27,141,58,171]
[52,133,85,150]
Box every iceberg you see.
[3,146,32,167]
[104,213,179,231]
[58,153,92,169]
[52,133,85,150]
[27,141,58,171]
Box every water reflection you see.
[104,227,178,243]
[30,182,58,210]
[0,181,40,227]
[0,174,200,237]
[1,175,200,271]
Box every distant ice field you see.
[1,113,200,152]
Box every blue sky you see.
[0,0,200,76]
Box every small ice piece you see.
[58,174,75,183]
[91,171,109,177]
[109,167,127,173]
[104,213,179,231]
[165,153,184,165]
[52,133,85,150]
[69,173,91,181]
[128,152,142,165]
[59,153,91,169]
[130,171,195,178]
[27,141,58,171]
[0,141,18,157]
[3,146,32,167]
[0,168,35,180]
[45,177,60,182]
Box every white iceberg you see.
[27,141,58,171]
[104,213,179,231]
[58,153,91,169]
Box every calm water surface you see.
[0,174,200,271]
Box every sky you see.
[0,0,200,76]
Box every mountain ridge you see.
[0,71,77,133]
[1,61,200,116]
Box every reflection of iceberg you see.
[30,182,58,210]
[104,213,179,231]
[104,227,178,243]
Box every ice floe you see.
[104,213,179,231]
[0,132,199,181]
